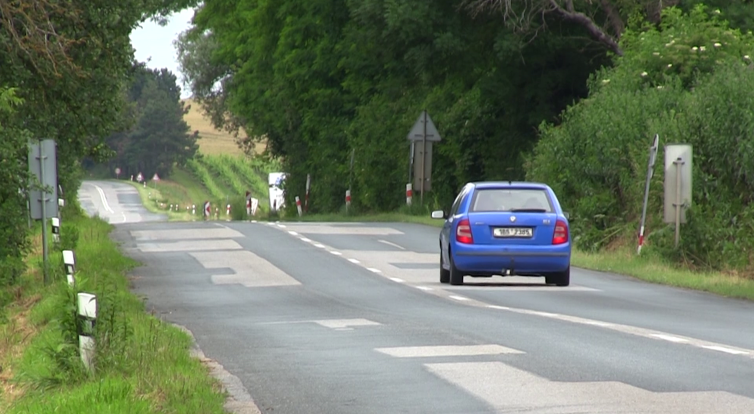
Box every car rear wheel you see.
[449,250,464,286]
[545,267,570,286]
[440,251,450,284]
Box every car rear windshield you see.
[470,188,553,212]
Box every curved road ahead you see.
[80,180,754,414]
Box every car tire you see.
[449,250,464,286]
[440,251,450,284]
[545,267,570,287]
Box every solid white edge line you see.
[651,334,688,343]
[275,221,754,360]
[701,345,749,355]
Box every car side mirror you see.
[431,210,446,219]
[563,212,570,219]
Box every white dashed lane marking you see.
[651,334,688,343]
[313,319,381,329]
[378,239,406,250]
[268,222,754,361]
[375,344,524,358]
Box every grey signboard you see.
[663,144,693,224]
[28,139,59,219]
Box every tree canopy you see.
[179,0,612,212]
[100,63,198,180]
[0,0,197,295]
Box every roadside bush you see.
[525,5,754,272]
[59,221,80,251]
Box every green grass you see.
[121,153,280,222]
[186,158,229,201]
[278,211,754,302]
[217,154,270,201]
[1,211,227,413]
[202,154,248,195]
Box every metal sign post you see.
[673,157,684,248]
[663,144,693,249]
[407,110,442,205]
[28,139,59,285]
[638,134,659,255]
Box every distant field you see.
[182,98,266,155]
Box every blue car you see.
[431,181,571,286]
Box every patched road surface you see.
[81,180,754,414]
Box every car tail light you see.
[552,220,568,245]
[456,219,473,244]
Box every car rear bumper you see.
[452,243,570,274]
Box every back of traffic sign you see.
[407,110,442,142]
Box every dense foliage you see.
[96,63,198,180]
[178,1,754,272]
[179,0,612,213]
[0,0,197,295]
[526,6,754,270]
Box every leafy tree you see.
[179,0,609,213]
[0,88,30,295]
[100,63,198,180]
[526,5,754,271]
[0,0,197,291]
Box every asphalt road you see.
[80,180,754,414]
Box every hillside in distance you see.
[182,98,266,155]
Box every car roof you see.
[469,181,551,190]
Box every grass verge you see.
[280,211,754,302]
[0,211,227,413]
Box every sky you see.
[130,8,196,99]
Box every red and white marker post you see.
[226,203,231,220]
[204,201,210,221]
[295,196,303,217]
[406,183,413,206]
[345,190,351,212]
[305,174,311,213]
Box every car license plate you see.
[493,227,532,238]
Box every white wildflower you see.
[602,79,610,84]
[641,71,648,77]
[653,52,660,56]
[714,9,721,14]
[692,46,698,52]
[714,43,722,48]
[700,46,706,52]
[657,86,664,89]
[667,64,673,68]
[745,55,751,60]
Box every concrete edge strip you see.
[173,323,263,414]
[266,222,754,361]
